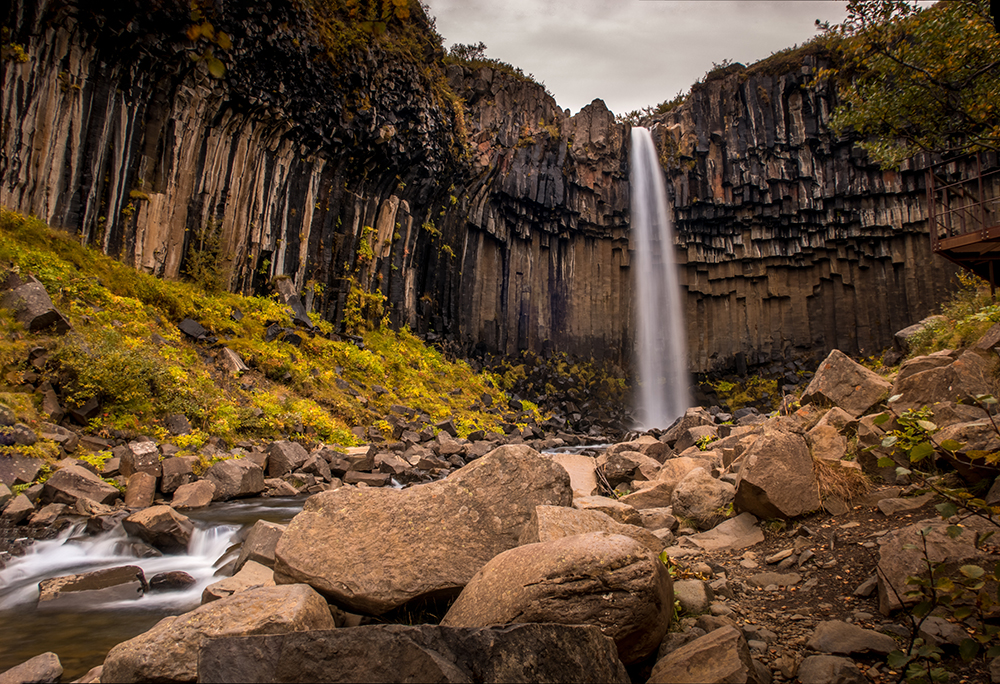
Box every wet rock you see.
[38,565,146,607]
[197,623,629,684]
[122,505,194,553]
[40,465,120,506]
[204,458,265,501]
[171,480,216,510]
[807,620,896,655]
[648,625,765,684]
[273,445,572,614]
[202,560,275,604]
[442,532,672,664]
[735,429,820,519]
[234,520,286,571]
[102,584,336,683]
[148,571,197,592]
[0,651,63,684]
[518,504,665,553]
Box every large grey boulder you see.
[40,465,120,506]
[671,467,735,530]
[1,279,70,334]
[0,652,63,684]
[734,429,820,520]
[274,445,572,614]
[101,584,335,683]
[234,520,285,571]
[122,505,194,553]
[648,625,765,684]
[197,623,629,684]
[204,458,265,501]
[518,505,665,553]
[441,532,672,665]
[801,349,891,418]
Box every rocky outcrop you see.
[1,0,962,375]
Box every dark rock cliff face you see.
[0,1,956,374]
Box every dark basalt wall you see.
[0,0,957,374]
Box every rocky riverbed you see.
[3,327,1000,683]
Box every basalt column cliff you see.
[1,0,955,373]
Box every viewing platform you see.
[929,152,1000,288]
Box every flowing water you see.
[630,127,690,429]
[0,497,307,679]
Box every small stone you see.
[765,548,794,564]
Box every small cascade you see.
[629,127,691,429]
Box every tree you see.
[819,0,1000,168]
[448,41,487,62]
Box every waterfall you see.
[630,127,690,429]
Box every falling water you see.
[630,127,690,429]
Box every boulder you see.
[160,457,196,494]
[40,465,120,506]
[891,350,996,412]
[795,655,866,684]
[671,512,764,554]
[648,625,765,684]
[1,279,70,334]
[0,652,63,684]
[0,455,42,487]
[673,425,720,453]
[118,440,162,478]
[735,430,820,519]
[204,458,265,501]
[596,450,658,487]
[101,584,335,683]
[148,571,197,592]
[441,532,672,664]
[877,519,994,614]
[38,422,78,452]
[618,482,675,510]
[547,452,598,497]
[123,472,157,509]
[202,560,275,604]
[1,494,34,524]
[171,480,215,510]
[0,482,10,508]
[673,579,713,614]
[38,565,146,607]
[572,495,642,526]
[806,424,848,461]
[801,349,891,418]
[607,435,670,462]
[671,468,735,530]
[196,623,629,684]
[518,505,665,553]
[267,441,309,477]
[301,453,332,481]
[273,445,572,614]
[638,507,677,531]
[234,520,286,571]
[123,505,194,553]
[655,456,712,493]
[28,502,66,526]
[662,407,716,446]
[806,620,897,655]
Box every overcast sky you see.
[422,0,853,115]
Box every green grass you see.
[0,208,511,448]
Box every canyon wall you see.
[0,0,957,374]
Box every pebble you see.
[839,522,860,529]
[766,549,794,564]
[740,559,759,569]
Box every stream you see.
[0,497,308,679]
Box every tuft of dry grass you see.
[814,458,871,504]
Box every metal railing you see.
[928,153,1000,250]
